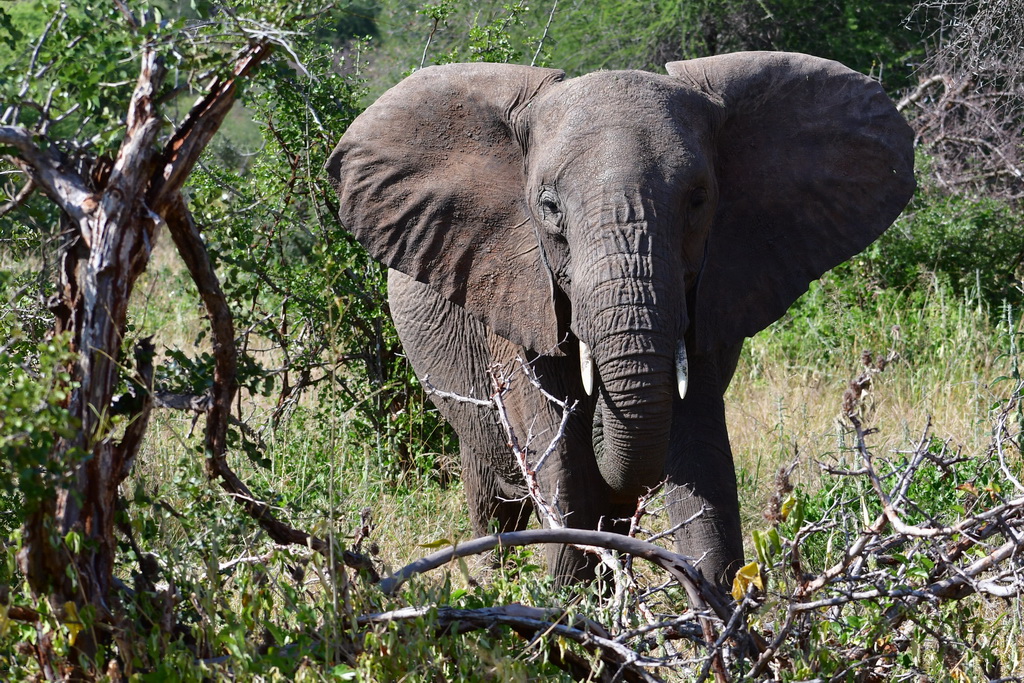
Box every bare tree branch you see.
[0,126,95,224]
[361,603,664,682]
[0,177,36,218]
[148,40,274,215]
[906,1,1024,202]
[531,0,558,66]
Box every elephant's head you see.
[326,53,915,500]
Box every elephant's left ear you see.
[666,52,915,351]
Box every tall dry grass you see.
[728,275,1018,535]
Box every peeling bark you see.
[9,41,277,679]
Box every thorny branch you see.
[402,354,1024,681]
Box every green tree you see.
[674,0,929,88]
[367,0,931,89]
[0,1,387,676]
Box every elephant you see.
[325,52,915,586]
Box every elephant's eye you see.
[537,189,563,225]
[689,187,708,209]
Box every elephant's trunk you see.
[576,255,683,501]
[591,333,676,500]
[565,181,688,499]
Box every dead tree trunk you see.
[2,41,273,679]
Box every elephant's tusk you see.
[676,339,689,400]
[580,340,595,396]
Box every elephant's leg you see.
[461,439,532,535]
[546,503,635,584]
[389,269,622,583]
[388,270,528,532]
[665,343,745,587]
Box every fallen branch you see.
[361,603,664,682]
[381,527,730,618]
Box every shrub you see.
[860,174,1024,311]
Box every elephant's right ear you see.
[325,63,567,354]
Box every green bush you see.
[858,173,1024,312]
[745,406,1022,680]
[0,299,78,541]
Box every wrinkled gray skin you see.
[327,52,915,585]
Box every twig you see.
[531,0,558,66]
[1,5,59,124]
[422,376,493,407]
[994,384,1024,492]
[0,178,36,218]
[419,13,441,70]
[896,73,950,112]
